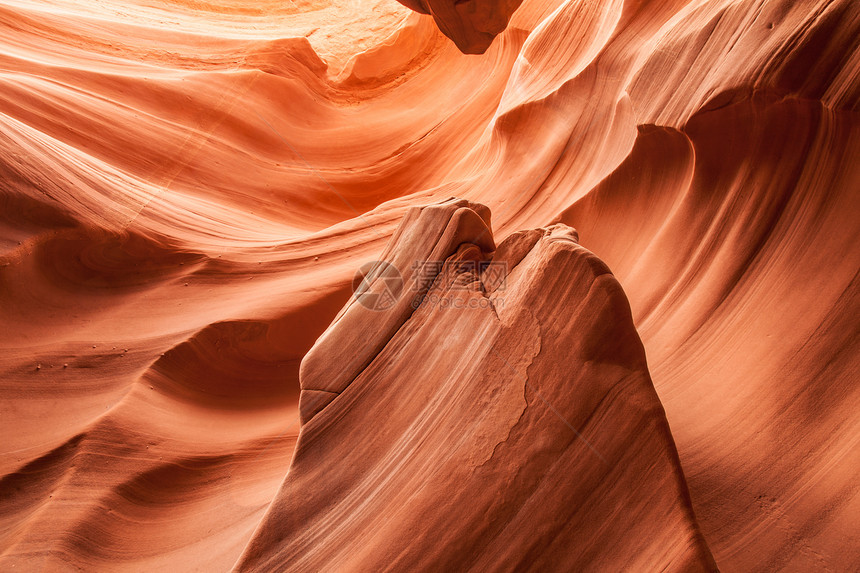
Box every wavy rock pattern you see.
[237,199,718,571]
[0,0,857,571]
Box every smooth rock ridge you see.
[236,199,717,572]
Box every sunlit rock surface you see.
[0,0,858,571]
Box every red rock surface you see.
[394,1,524,54]
[1,0,858,571]
[237,199,717,571]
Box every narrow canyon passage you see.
[0,0,857,571]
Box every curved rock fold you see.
[0,0,857,570]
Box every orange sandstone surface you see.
[1,0,858,571]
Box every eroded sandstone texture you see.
[238,199,717,571]
[0,0,857,571]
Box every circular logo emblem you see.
[352,260,403,311]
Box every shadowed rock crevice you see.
[395,0,525,55]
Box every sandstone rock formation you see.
[394,0,524,54]
[0,0,857,571]
[237,198,717,571]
